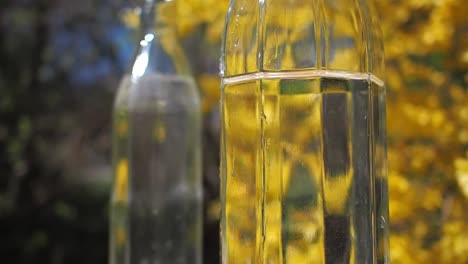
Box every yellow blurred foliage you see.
[379,1,468,262]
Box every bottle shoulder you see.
[114,74,200,113]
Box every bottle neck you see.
[131,0,190,77]
[140,0,176,34]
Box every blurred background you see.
[0,0,467,263]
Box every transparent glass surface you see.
[109,1,202,264]
[220,0,389,263]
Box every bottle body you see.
[110,75,202,264]
[110,74,202,264]
[220,0,389,263]
[221,70,387,264]
[109,1,202,263]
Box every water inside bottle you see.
[221,69,388,264]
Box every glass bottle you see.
[109,0,202,263]
[220,0,389,263]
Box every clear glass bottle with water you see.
[220,0,389,263]
[109,0,202,263]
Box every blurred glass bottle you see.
[109,0,202,263]
[220,0,388,263]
